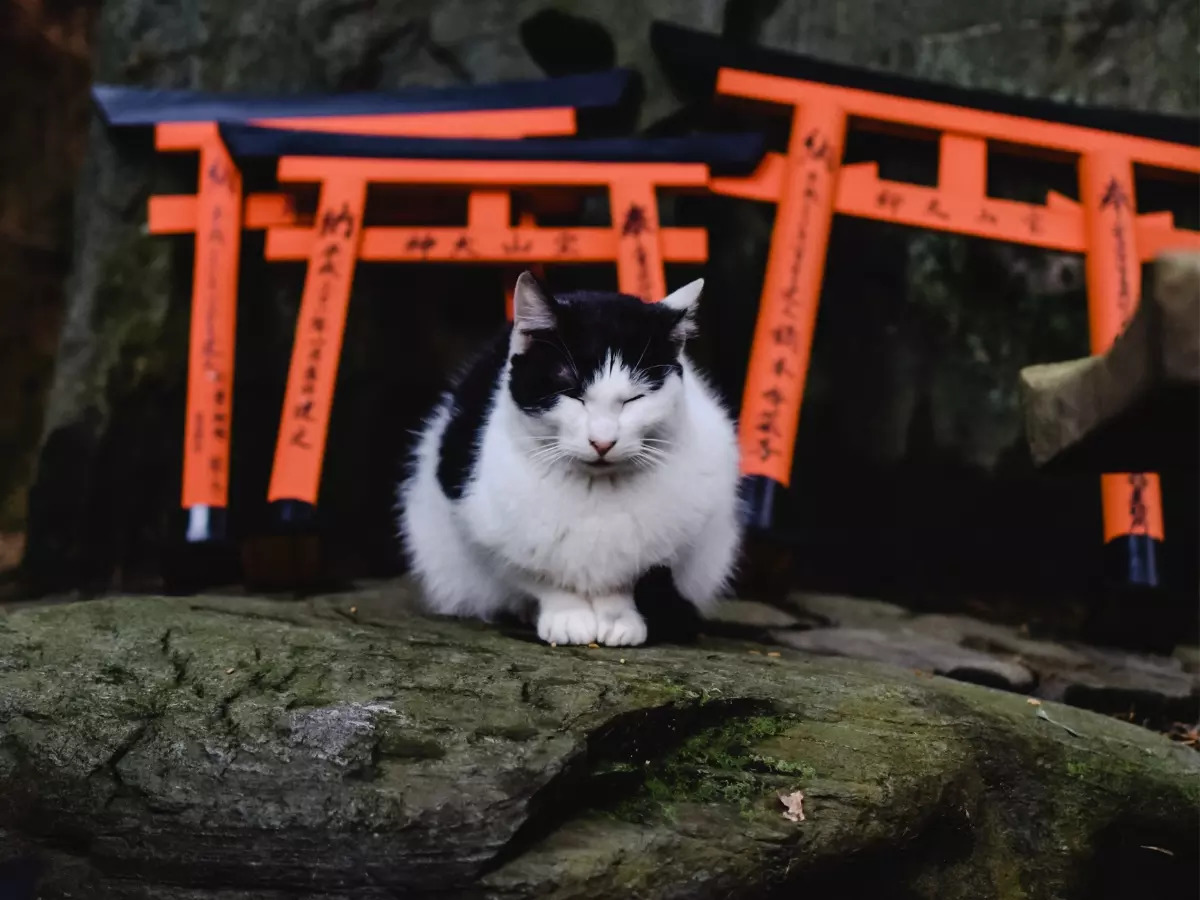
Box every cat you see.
[398,271,742,647]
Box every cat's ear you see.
[660,278,703,343]
[510,270,557,354]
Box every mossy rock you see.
[0,585,1196,899]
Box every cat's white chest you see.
[462,457,683,595]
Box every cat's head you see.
[505,271,703,474]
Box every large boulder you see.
[1,584,1198,899]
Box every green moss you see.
[605,708,811,823]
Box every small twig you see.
[1139,845,1174,857]
[1036,706,1083,738]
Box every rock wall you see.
[19,1,1200,602]
[0,1,97,548]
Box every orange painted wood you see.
[714,152,1197,258]
[737,102,846,486]
[609,178,667,300]
[1080,151,1165,542]
[713,64,1195,544]
[277,156,711,187]
[717,68,1200,173]
[257,107,575,138]
[267,175,367,505]
[835,162,1086,252]
[181,137,242,510]
[263,225,707,263]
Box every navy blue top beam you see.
[217,124,767,176]
[651,22,1199,147]
[93,70,634,126]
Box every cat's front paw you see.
[593,595,648,647]
[537,604,598,645]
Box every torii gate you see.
[652,21,1200,586]
[214,123,764,515]
[93,72,634,542]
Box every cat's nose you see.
[589,439,616,457]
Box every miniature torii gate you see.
[703,66,1200,584]
[217,123,764,513]
[93,72,633,541]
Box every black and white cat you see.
[399,271,742,647]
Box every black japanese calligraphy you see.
[926,198,950,221]
[1023,208,1043,236]
[406,234,436,259]
[207,160,232,188]
[319,202,355,239]
[1100,177,1130,211]
[1128,473,1149,534]
[802,129,836,172]
[761,386,786,407]
[294,399,316,422]
[502,231,533,254]
[555,230,578,257]
[290,427,313,450]
[1099,179,1134,323]
[876,189,903,213]
[620,204,652,237]
[318,243,340,276]
[757,439,780,462]
[772,358,796,380]
[977,208,998,225]
[451,235,476,258]
[771,324,798,350]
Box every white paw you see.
[537,605,598,645]
[595,604,648,647]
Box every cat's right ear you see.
[510,270,557,355]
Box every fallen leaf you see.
[748,649,761,656]
[349,606,358,615]
[779,790,806,822]
[1027,698,1043,706]
[225,668,235,675]
[587,643,599,649]
[766,651,781,658]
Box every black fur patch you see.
[509,289,686,414]
[435,330,510,500]
[435,288,687,500]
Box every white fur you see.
[398,278,742,647]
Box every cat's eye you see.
[622,394,645,406]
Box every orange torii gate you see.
[217,123,765,513]
[698,66,1199,585]
[92,73,633,542]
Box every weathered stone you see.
[770,626,1036,692]
[1039,644,1200,723]
[704,599,807,632]
[781,591,913,629]
[908,613,1093,671]
[0,1,96,536]
[1175,645,1200,674]
[1019,251,1200,472]
[1,587,1198,899]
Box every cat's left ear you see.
[510,270,557,355]
[660,278,703,343]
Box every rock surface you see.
[761,591,1200,726]
[1019,252,1200,473]
[1,584,1199,899]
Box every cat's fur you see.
[398,271,742,646]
